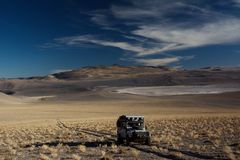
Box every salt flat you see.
[117,83,240,96]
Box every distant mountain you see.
[52,65,173,80]
[0,65,240,96]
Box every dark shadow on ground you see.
[24,140,114,148]
[55,122,226,160]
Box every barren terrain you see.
[0,66,240,159]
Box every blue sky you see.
[0,0,240,78]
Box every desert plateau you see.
[2,0,240,159]
[0,66,239,159]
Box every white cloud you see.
[233,0,240,3]
[88,0,240,55]
[57,16,240,57]
[51,69,72,74]
[89,13,121,31]
[135,57,181,66]
[56,35,144,52]
[45,0,240,66]
[55,16,240,56]
[39,42,61,49]
[133,18,240,54]
[135,55,194,66]
[55,35,170,56]
[233,0,240,7]
[90,14,109,26]
[110,0,221,21]
[111,5,159,20]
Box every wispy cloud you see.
[233,0,240,4]
[55,35,145,53]
[90,14,109,27]
[133,18,240,53]
[40,42,61,49]
[234,50,240,53]
[135,57,181,66]
[51,69,72,74]
[233,0,240,7]
[110,0,225,23]
[54,35,171,56]
[112,0,240,55]
[135,55,194,66]
[89,13,121,31]
[44,0,240,66]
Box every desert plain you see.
[0,65,240,159]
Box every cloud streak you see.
[135,55,194,66]
[44,0,240,66]
[135,57,181,66]
[54,35,171,56]
[51,69,73,74]
[133,18,240,53]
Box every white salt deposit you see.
[117,84,240,96]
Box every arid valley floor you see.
[0,66,240,159]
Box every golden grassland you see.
[0,90,240,159]
[0,115,240,160]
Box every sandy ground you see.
[0,90,240,159]
[0,90,240,125]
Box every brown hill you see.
[0,65,240,97]
[52,65,173,80]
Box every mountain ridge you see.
[0,65,240,97]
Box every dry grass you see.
[78,145,86,153]
[130,148,140,157]
[0,116,239,159]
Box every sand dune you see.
[0,92,23,104]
